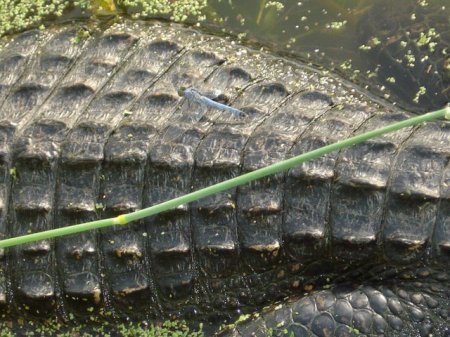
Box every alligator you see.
[0,20,448,336]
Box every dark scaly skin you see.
[0,20,448,336]
[216,267,449,336]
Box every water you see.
[202,0,449,112]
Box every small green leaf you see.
[9,167,17,181]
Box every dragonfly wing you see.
[181,89,210,123]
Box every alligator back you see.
[0,20,448,335]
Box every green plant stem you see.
[256,0,267,25]
[0,105,448,249]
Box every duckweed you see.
[0,0,84,36]
[0,318,204,337]
[116,0,206,22]
[0,0,207,37]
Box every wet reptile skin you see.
[0,20,448,336]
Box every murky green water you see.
[201,0,449,112]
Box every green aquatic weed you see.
[9,167,17,181]
[0,0,207,37]
[413,86,427,103]
[72,27,91,44]
[116,0,207,22]
[95,202,105,210]
[0,0,78,37]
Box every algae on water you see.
[0,0,84,36]
[116,0,207,22]
[0,0,207,37]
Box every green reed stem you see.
[0,105,448,248]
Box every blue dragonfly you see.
[178,87,245,118]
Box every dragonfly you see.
[178,87,245,118]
